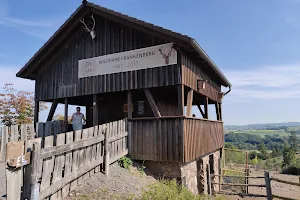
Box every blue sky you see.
[0,0,300,125]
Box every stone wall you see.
[144,149,222,195]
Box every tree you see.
[0,83,47,125]
[282,144,295,168]
[288,132,299,152]
[258,141,267,159]
[53,114,72,124]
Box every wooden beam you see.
[64,98,68,131]
[219,103,222,121]
[144,89,161,117]
[186,89,193,117]
[204,97,208,119]
[178,85,184,116]
[34,101,39,124]
[93,95,98,126]
[47,100,58,121]
[197,105,205,118]
[127,91,133,118]
[215,103,220,120]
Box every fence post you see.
[30,142,41,200]
[104,127,110,176]
[207,164,212,196]
[0,126,7,161]
[264,171,272,200]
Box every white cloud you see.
[224,64,300,101]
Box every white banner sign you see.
[78,43,177,78]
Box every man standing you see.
[71,107,86,131]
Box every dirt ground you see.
[65,162,157,200]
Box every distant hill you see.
[224,122,300,131]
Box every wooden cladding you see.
[129,117,184,162]
[184,118,224,163]
[129,117,224,163]
[34,14,181,101]
[197,80,222,103]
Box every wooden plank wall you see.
[183,118,224,162]
[181,52,221,92]
[35,14,181,101]
[197,80,222,103]
[129,117,184,162]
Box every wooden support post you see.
[264,171,272,200]
[34,101,39,124]
[127,91,132,156]
[178,85,184,116]
[127,91,133,119]
[104,128,109,176]
[93,95,98,126]
[215,103,220,120]
[144,88,161,117]
[30,142,41,200]
[219,103,222,121]
[204,96,208,119]
[207,163,212,196]
[186,89,193,117]
[34,101,39,132]
[47,100,58,121]
[197,105,205,118]
[64,98,68,131]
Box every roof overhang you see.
[16,2,231,88]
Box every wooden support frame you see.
[219,103,222,121]
[93,95,98,126]
[144,89,161,117]
[215,103,220,120]
[127,91,133,118]
[178,85,184,116]
[204,96,208,119]
[186,89,193,117]
[64,98,68,131]
[34,101,39,124]
[47,100,58,121]
[197,105,205,118]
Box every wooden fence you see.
[5,119,128,200]
[0,124,35,161]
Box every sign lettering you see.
[78,43,177,78]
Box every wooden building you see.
[17,0,231,194]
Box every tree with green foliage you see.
[288,132,299,152]
[258,141,267,159]
[282,144,295,167]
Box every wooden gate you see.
[4,119,128,200]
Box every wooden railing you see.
[128,117,224,163]
[184,117,224,162]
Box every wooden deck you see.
[129,117,224,163]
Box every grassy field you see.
[225,129,291,137]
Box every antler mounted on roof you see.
[80,14,96,40]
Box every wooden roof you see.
[16,1,231,87]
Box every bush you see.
[140,179,225,200]
[118,156,133,169]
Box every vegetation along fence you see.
[5,118,128,200]
[217,148,300,200]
